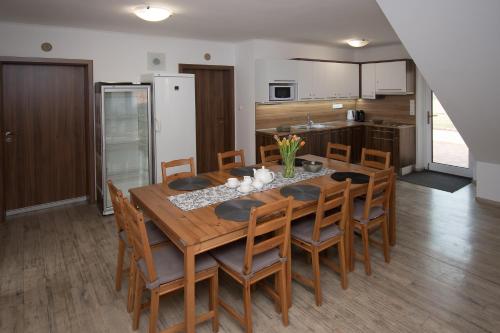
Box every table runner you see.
[168,167,335,211]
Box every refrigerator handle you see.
[155,118,161,132]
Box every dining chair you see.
[161,157,195,184]
[290,180,350,306]
[217,149,245,171]
[326,143,351,163]
[260,144,281,165]
[123,198,219,333]
[350,168,393,275]
[360,148,391,170]
[107,180,169,313]
[211,197,293,333]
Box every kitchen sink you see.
[292,123,330,130]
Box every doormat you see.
[399,170,472,193]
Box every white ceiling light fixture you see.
[347,39,370,48]
[134,5,172,22]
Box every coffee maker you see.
[355,110,365,122]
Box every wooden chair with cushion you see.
[217,149,245,171]
[161,157,195,184]
[350,168,393,275]
[326,143,351,163]
[260,144,281,165]
[291,180,350,306]
[211,197,293,333]
[123,198,219,333]
[107,180,168,313]
[360,148,391,170]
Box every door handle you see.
[427,111,438,124]
[5,131,14,143]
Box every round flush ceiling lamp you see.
[347,39,370,48]
[134,5,172,22]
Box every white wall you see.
[0,21,235,82]
[353,43,409,62]
[235,40,355,163]
[476,162,500,202]
[376,0,500,202]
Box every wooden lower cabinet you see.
[256,124,415,174]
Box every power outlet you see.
[410,99,416,116]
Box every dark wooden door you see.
[179,65,234,173]
[2,63,88,210]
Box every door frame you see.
[424,87,472,177]
[178,64,235,170]
[0,56,95,222]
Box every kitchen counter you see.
[256,120,416,136]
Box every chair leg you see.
[278,267,289,327]
[149,289,160,333]
[381,218,391,263]
[243,283,253,333]
[115,238,126,291]
[274,274,281,313]
[349,222,356,272]
[127,257,136,313]
[132,275,144,330]
[338,238,348,290]
[311,248,322,306]
[361,226,372,276]
[209,273,219,333]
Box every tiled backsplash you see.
[255,95,415,130]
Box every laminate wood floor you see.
[1,181,500,333]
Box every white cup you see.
[252,180,263,190]
[242,176,252,185]
[226,177,240,188]
[239,183,252,193]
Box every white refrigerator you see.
[141,73,197,183]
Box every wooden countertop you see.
[256,120,416,136]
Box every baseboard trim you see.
[6,196,88,217]
[476,196,500,207]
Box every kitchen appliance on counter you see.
[269,82,297,101]
[141,73,197,184]
[95,83,153,215]
[355,110,366,122]
[347,109,355,121]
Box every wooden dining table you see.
[129,154,396,333]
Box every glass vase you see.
[282,153,296,178]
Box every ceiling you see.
[0,0,400,47]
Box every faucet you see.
[306,112,314,129]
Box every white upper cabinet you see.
[375,61,407,94]
[296,61,315,100]
[255,59,298,102]
[361,63,376,99]
[343,63,360,99]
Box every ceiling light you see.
[347,39,370,48]
[134,5,172,22]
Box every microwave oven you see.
[269,82,296,101]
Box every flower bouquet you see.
[274,134,306,178]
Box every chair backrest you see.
[107,180,127,234]
[161,157,195,184]
[243,197,293,275]
[311,180,351,243]
[361,167,394,220]
[260,144,281,165]
[122,198,158,283]
[326,143,351,163]
[360,148,391,170]
[217,149,245,171]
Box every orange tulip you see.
[300,141,306,146]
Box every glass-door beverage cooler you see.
[95,83,152,215]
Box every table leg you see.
[184,246,196,333]
[389,172,397,246]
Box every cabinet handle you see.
[377,88,403,91]
[372,136,394,141]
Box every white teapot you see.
[253,166,275,184]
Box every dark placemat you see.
[230,167,254,177]
[215,199,264,222]
[331,172,369,184]
[280,158,307,167]
[168,176,211,191]
[280,184,320,201]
